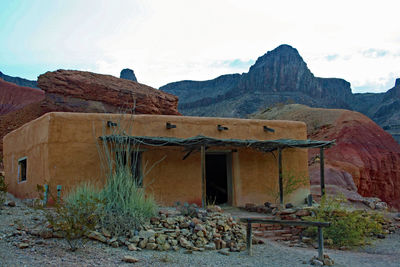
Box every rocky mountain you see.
[0,78,44,115]
[160,44,353,118]
[120,68,137,82]
[0,69,180,157]
[160,44,400,142]
[251,104,400,210]
[0,71,38,89]
[354,79,400,143]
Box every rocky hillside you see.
[0,69,180,157]
[0,71,38,89]
[160,45,400,142]
[251,104,400,210]
[0,78,44,115]
[354,79,400,143]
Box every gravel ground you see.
[0,194,399,267]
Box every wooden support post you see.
[318,226,324,261]
[246,221,253,256]
[201,145,206,208]
[320,147,325,197]
[278,148,283,206]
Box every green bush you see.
[0,172,7,207]
[99,168,157,237]
[44,182,102,251]
[304,196,384,247]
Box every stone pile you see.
[86,205,247,253]
[245,203,313,245]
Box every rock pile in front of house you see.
[84,205,248,252]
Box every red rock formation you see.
[0,70,181,161]
[37,70,180,115]
[252,104,400,210]
[309,110,400,209]
[0,78,44,115]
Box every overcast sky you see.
[1,0,399,93]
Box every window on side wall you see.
[18,157,27,183]
[115,151,143,187]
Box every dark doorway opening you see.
[206,154,228,205]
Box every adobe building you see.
[3,112,332,207]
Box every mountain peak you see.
[395,78,400,88]
[251,44,304,72]
[271,44,299,54]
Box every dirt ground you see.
[1,194,399,267]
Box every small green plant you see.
[304,195,384,248]
[267,171,309,204]
[0,172,7,207]
[37,182,102,251]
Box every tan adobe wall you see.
[3,115,51,199]
[3,112,309,206]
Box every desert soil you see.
[0,194,399,267]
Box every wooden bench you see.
[240,218,331,260]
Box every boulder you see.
[37,70,179,115]
[0,69,181,157]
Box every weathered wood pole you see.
[278,147,283,205]
[320,147,325,197]
[246,221,253,256]
[318,226,324,260]
[201,145,206,208]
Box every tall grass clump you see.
[99,168,157,236]
[94,113,161,236]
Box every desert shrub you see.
[43,182,102,251]
[0,172,7,207]
[267,171,309,204]
[304,196,384,247]
[99,168,157,237]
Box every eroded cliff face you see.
[252,104,400,210]
[0,78,44,115]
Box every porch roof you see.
[100,134,335,152]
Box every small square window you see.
[18,157,27,183]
